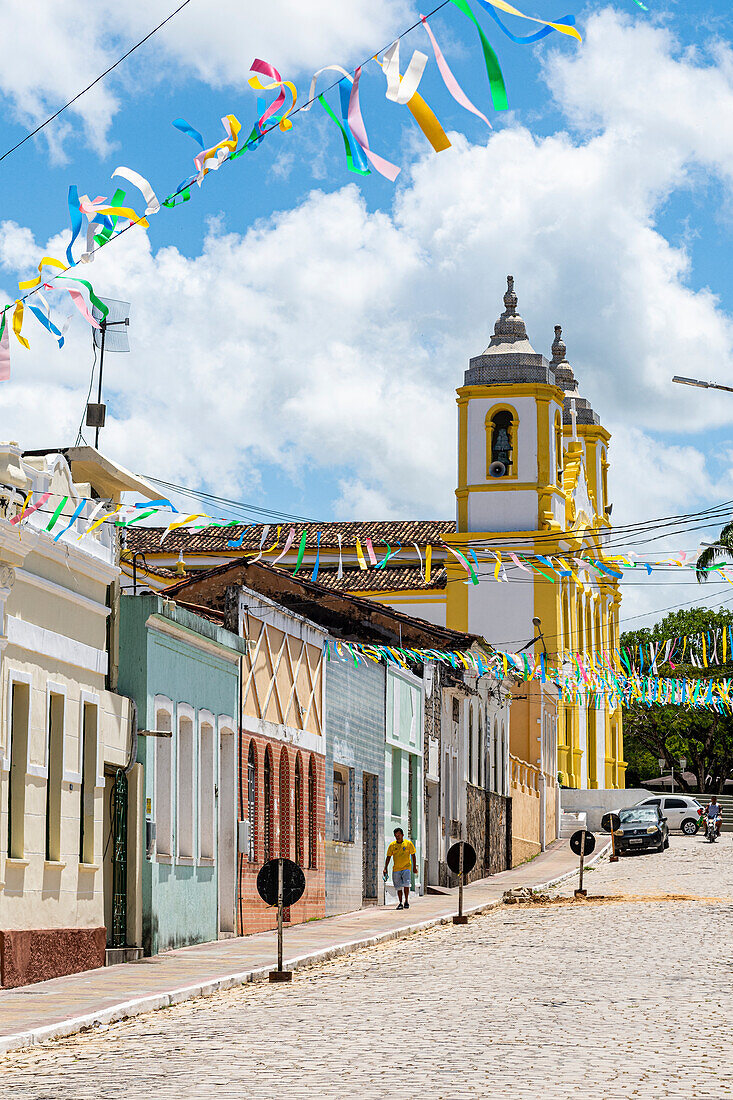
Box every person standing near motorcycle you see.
[705,795,722,837]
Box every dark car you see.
[614,806,669,855]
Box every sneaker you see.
[404,900,410,909]
[396,902,403,910]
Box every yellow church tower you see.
[444,276,625,790]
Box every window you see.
[247,741,257,862]
[308,756,317,868]
[294,754,303,865]
[408,756,415,839]
[391,747,402,817]
[263,748,273,861]
[468,708,474,784]
[494,719,500,794]
[641,798,661,807]
[452,697,460,724]
[664,798,687,809]
[279,749,290,858]
[46,692,64,862]
[177,713,195,860]
[8,679,30,860]
[156,709,173,857]
[489,410,513,476]
[79,701,98,864]
[478,711,484,788]
[333,764,353,843]
[198,720,215,860]
[555,412,563,484]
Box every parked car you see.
[634,794,702,835]
[614,806,670,854]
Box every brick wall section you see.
[324,657,385,917]
[486,792,510,875]
[237,732,325,935]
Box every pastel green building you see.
[118,595,244,956]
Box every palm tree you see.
[697,521,733,580]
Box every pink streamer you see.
[10,491,51,525]
[251,59,286,129]
[420,14,492,128]
[365,537,378,565]
[271,527,296,565]
[348,66,400,182]
[0,314,10,381]
[66,288,101,329]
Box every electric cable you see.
[0,0,196,167]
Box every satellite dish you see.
[488,461,507,478]
[92,296,131,352]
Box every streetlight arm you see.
[673,375,733,394]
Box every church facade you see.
[126,277,625,793]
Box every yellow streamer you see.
[248,76,298,131]
[84,503,121,537]
[356,539,368,571]
[493,551,502,581]
[425,544,432,585]
[13,301,29,349]
[406,91,451,152]
[18,255,66,291]
[86,204,149,228]
[487,0,581,40]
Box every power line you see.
[0,0,195,167]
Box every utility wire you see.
[0,0,195,167]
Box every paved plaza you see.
[2,834,732,1099]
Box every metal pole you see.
[453,840,468,924]
[575,827,587,897]
[95,321,106,449]
[277,857,283,973]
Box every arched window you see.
[247,741,257,862]
[555,412,563,485]
[308,756,317,869]
[279,749,290,859]
[493,718,500,793]
[294,754,304,866]
[263,747,273,861]
[478,711,484,788]
[468,707,474,784]
[488,409,514,477]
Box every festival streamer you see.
[420,14,492,128]
[378,40,451,153]
[348,65,401,182]
[448,0,508,112]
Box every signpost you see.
[569,828,596,897]
[256,857,306,982]
[446,841,476,925]
[601,811,621,863]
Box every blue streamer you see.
[53,500,86,542]
[474,2,576,44]
[173,117,205,149]
[310,531,322,581]
[28,303,64,348]
[66,185,82,266]
[338,80,369,173]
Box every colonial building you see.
[0,444,156,987]
[125,276,625,805]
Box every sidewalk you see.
[0,838,608,1056]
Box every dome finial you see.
[551,324,566,366]
[491,274,527,343]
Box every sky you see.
[1,0,733,629]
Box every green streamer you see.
[450,0,508,112]
[293,528,308,574]
[45,495,68,531]
[93,189,127,246]
[56,274,109,319]
[317,94,370,176]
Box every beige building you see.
[0,443,155,987]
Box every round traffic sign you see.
[601,812,621,834]
[446,841,477,875]
[256,858,306,908]
[569,829,596,857]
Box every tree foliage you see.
[621,605,733,793]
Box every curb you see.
[0,841,611,1057]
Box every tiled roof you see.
[313,566,447,593]
[125,519,455,555]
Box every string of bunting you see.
[0,0,580,380]
[325,640,733,713]
[6,491,732,589]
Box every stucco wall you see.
[118,595,242,956]
[324,657,385,917]
[511,781,541,866]
[385,667,423,899]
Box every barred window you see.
[308,756,317,869]
[263,748,273,861]
[247,741,257,862]
[279,749,290,858]
[294,754,304,866]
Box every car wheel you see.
[663,836,670,850]
[681,819,699,836]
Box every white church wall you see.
[467,489,537,532]
[467,574,535,650]
[465,394,538,486]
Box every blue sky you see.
[1,0,733,624]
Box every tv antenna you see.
[86,296,131,448]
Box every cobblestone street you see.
[3,835,732,1099]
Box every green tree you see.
[621,606,733,794]
[696,522,733,580]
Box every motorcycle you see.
[705,816,719,843]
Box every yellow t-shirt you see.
[388,839,416,872]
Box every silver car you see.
[635,795,703,835]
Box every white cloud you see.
[0,0,413,159]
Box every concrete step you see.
[560,811,587,838]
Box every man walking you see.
[384,827,417,910]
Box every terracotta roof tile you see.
[125,519,455,555]
[313,566,447,593]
